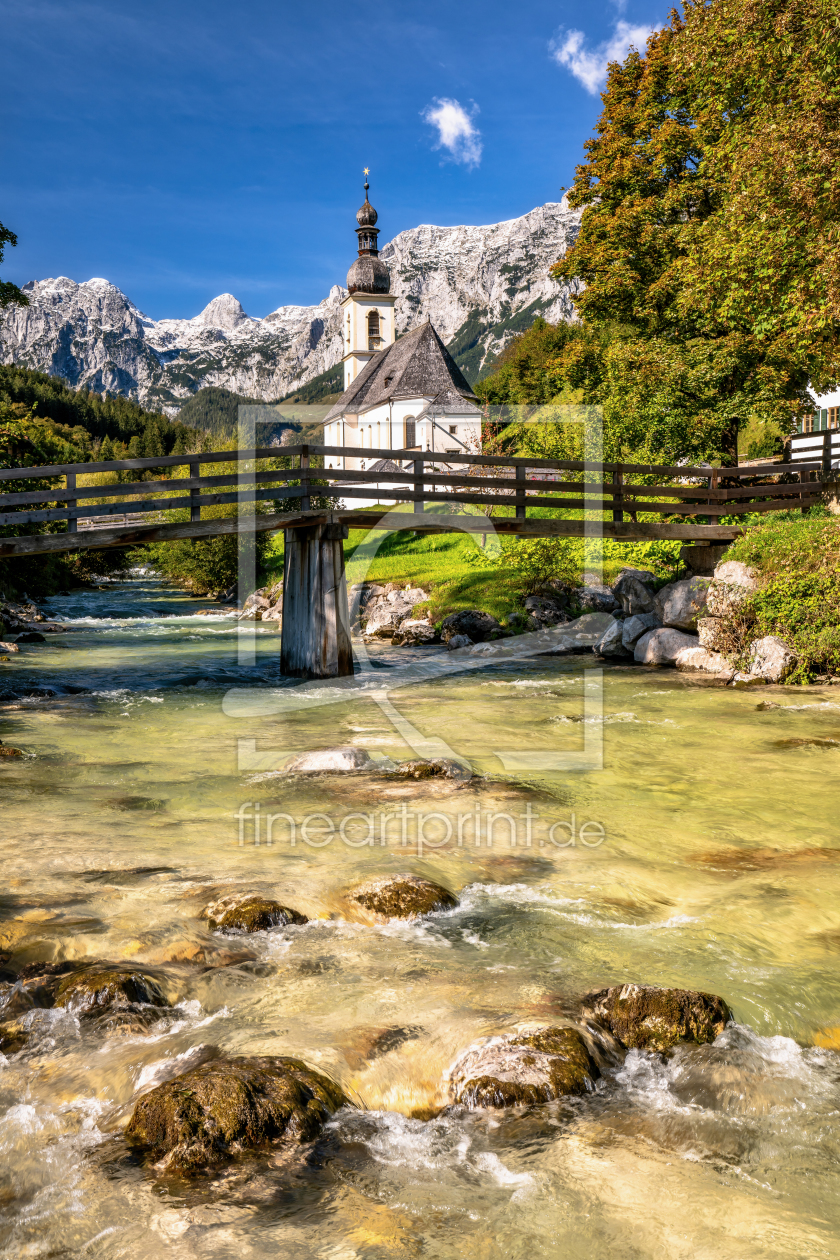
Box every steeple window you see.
[404,417,416,449]
[367,310,381,350]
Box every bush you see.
[716,512,840,683]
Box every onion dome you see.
[356,180,378,227]
[347,254,390,294]
[346,171,390,294]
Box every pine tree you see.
[127,435,142,459]
[99,435,114,461]
[144,422,164,460]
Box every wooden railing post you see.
[823,428,833,480]
[800,466,810,515]
[413,457,424,514]
[515,465,526,520]
[612,468,624,523]
[189,460,201,522]
[300,446,310,512]
[66,471,77,533]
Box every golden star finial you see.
[363,167,369,176]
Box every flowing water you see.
[1,573,840,1258]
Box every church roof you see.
[324,320,479,422]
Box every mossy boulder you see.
[447,1026,599,1108]
[584,984,731,1052]
[205,896,307,933]
[125,1053,348,1174]
[54,965,168,1016]
[391,758,471,781]
[348,874,458,920]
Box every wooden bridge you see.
[0,441,831,677]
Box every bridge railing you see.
[0,441,830,533]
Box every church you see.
[322,177,482,490]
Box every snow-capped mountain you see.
[0,200,582,413]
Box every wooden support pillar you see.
[280,522,353,679]
[823,428,833,480]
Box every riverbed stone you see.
[207,896,307,933]
[706,561,759,616]
[577,584,618,614]
[125,1053,348,1174]
[13,631,46,644]
[348,874,458,919]
[54,965,168,1016]
[440,609,501,644]
[0,742,24,758]
[613,570,657,615]
[523,595,570,628]
[621,612,662,652]
[746,635,797,683]
[0,642,20,653]
[391,757,471,781]
[281,747,373,773]
[393,619,438,646]
[674,645,732,676]
[595,618,632,658]
[447,1026,600,1107]
[363,587,428,637]
[634,627,700,665]
[447,633,472,650]
[583,984,731,1051]
[654,577,710,631]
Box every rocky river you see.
[1,571,840,1257]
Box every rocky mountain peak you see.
[0,201,582,413]
[193,293,254,330]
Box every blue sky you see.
[1,0,663,320]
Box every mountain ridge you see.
[0,200,582,414]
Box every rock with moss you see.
[348,874,458,919]
[54,965,168,1016]
[125,1053,348,1174]
[583,984,731,1052]
[390,758,471,781]
[447,1026,600,1107]
[207,896,307,933]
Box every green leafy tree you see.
[553,0,840,463]
[0,222,28,310]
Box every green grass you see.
[262,502,687,621]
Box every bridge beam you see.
[280,522,353,680]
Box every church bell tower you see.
[340,172,396,389]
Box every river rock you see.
[125,1053,348,1174]
[0,742,24,758]
[393,619,438,646]
[674,645,732,676]
[440,609,501,644]
[634,627,700,665]
[746,635,797,683]
[0,642,20,653]
[613,570,657,615]
[523,595,570,629]
[578,584,618,614]
[14,631,46,644]
[621,612,661,651]
[363,587,428,637]
[706,560,759,616]
[654,577,710,631]
[281,747,373,773]
[447,633,472,650]
[206,896,307,933]
[54,964,168,1016]
[595,618,631,658]
[583,984,731,1051]
[446,1026,600,1107]
[391,757,471,781]
[348,874,458,919]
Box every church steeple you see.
[346,171,390,295]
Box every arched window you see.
[404,416,416,449]
[367,310,380,350]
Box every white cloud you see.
[422,97,482,168]
[550,20,658,95]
